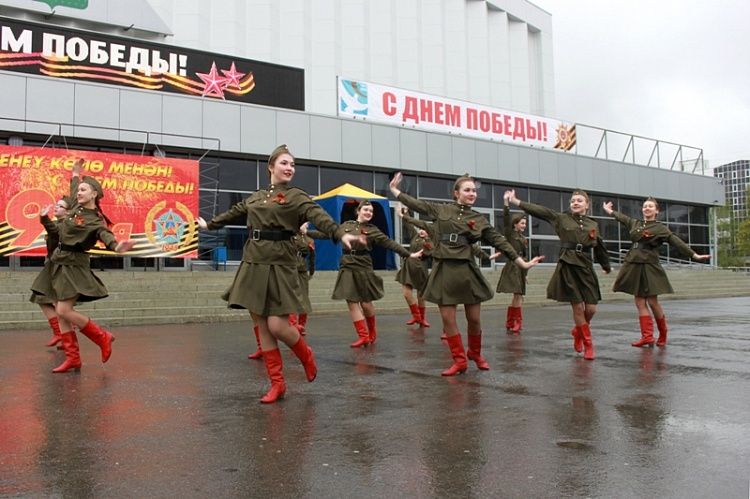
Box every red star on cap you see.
[221,62,245,89]
[196,62,227,98]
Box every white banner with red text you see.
[338,77,576,151]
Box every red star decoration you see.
[221,62,245,89]
[196,62,227,98]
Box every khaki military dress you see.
[30,206,119,303]
[397,193,519,306]
[331,220,412,302]
[518,201,611,303]
[292,232,316,313]
[610,211,695,296]
[207,183,343,316]
[29,215,63,305]
[394,214,432,293]
[497,205,529,295]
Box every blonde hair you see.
[644,196,660,211]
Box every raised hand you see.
[602,201,614,215]
[40,204,53,217]
[389,172,403,197]
[115,240,136,253]
[72,158,84,177]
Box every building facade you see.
[0,0,722,271]
[714,160,749,221]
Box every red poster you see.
[0,146,199,258]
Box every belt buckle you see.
[449,233,458,243]
[252,229,261,241]
[575,243,583,252]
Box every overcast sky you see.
[529,0,750,169]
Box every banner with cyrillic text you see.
[0,17,304,108]
[338,77,576,151]
[0,146,198,258]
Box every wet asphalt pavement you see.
[1,297,749,498]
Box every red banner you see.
[0,146,199,258]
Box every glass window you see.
[291,164,319,195]
[594,217,620,241]
[689,205,708,224]
[667,203,689,224]
[218,158,257,192]
[199,160,219,190]
[529,238,559,263]
[530,188,562,211]
[473,179,492,208]
[418,176,453,200]
[590,194,613,217]
[690,225,709,245]
[619,198,642,219]
[320,167,373,193]
[529,214,557,236]
[216,191,249,216]
[668,223,689,242]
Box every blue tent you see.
[312,183,395,271]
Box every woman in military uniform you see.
[506,189,611,360]
[603,198,710,347]
[390,173,542,376]
[396,207,432,328]
[30,195,72,350]
[497,197,529,334]
[331,200,422,347]
[31,160,134,373]
[197,145,361,404]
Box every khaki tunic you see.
[332,220,412,302]
[394,215,432,293]
[611,211,695,296]
[30,206,118,303]
[519,201,611,304]
[397,193,519,306]
[207,183,343,316]
[497,205,529,295]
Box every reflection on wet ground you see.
[1,297,748,497]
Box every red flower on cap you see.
[588,228,597,239]
[272,192,287,204]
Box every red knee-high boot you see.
[46,317,63,348]
[505,307,514,333]
[260,348,286,404]
[580,323,595,360]
[79,320,114,363]
[52,331,82,373]
[442,334,468,376]
[466,333,490,370]
[406,304,420,325]
[248,325,263,360]
[510,307,523,334]
[418,306,430,327]
[297,313,308,334]
[632,316,655,347]
[571,325,584,353]
[350,319,370,348]
[291,336,317,382]
[655,316,668,347]
[366,315,377,344]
